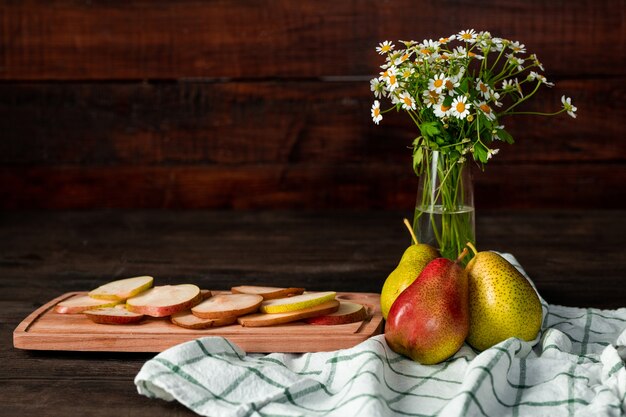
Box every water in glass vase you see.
[414,205,475,264]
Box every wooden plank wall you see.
[0,0,624,209]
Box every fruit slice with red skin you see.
[305,301,368,325]
[88,276,154,301]
[55,295,121,314]
[238,300,340,327]
[171,311,238,329]
[231,286,305,300]
[84,307,144,324]
[192,294,263,319]
[126,284,202,317]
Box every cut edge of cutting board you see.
[14,291,383,353]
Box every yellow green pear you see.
[465,242,543,351]
[380,219,439,319]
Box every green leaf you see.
[419,121,440,139]
[496,128,514,144]
[473,142,489,164]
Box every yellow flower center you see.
[456,102,466,112]
[439,37,449,43]
[389,75,397,85]
[434,79,443,88]
[445,79,454,89]
[403,70,412,78]
[480,104,491,113]
[374,108,380,117]
[440,104,451,112]
[462,33,472,40]
[403,96,412,106]
[480,83,488,92]
[468,51,477,57]
[401,53,409,62]
[381,45,391,52]
[421,48,431,55]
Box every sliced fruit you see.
[84,307,144,324]
[191,294,263,319]
[55,295,121,314]
[305,301,368,325]
[231,285,305,300]
[171,311,238,329]
[126,284,202,317]
[201,289,212,300]
[260,291,336,314]
[238,300,340,327]
[88,276,154,301]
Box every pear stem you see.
[403,218,418,245]
[466,241,478,256]
[456,247,469,264]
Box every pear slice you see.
[84,306,144,324]
[260,291,336,314]
[191,294,263,319]
[305,301,368,325]
[171,311,238,329]
[88,276,154,301]
[126,284,202,317]
[231,285,305,300]
[238,300,340,327]
[55,295,121,314]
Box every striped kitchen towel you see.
[135,255,626,417]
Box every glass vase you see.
[412,149,475,264]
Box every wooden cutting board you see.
[13,291,383,353]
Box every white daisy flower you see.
[509,41,526,54]
[486,148,500,160]
[530,54,545,71]
[370,78,385,98]
[501,79,516,92]
[491,37,504,51]
[451,96,471,119]
[380,66,399,91]
[398,92,416,110]
[458,29,477,43]
[561,96,577,118]
[438,35,456,44]
[394,51,412,65]
[506,54,525,71]
[492,91,503,107]
[399,66,415,79]
[433,100,452,118]
[476,79,494,99]
[428,73,448,93]
[527,71,555,87]
[444,77,460,95]
[371,100,383,124]
[376,41,394,55]
[422,90,440,108]
[477,101,497,121]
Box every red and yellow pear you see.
[384,249,470,364]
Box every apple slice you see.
[88,276,154,301]
[231,285,305,300]
[84,306,144,324]
[55,295,121,314]
[126,284,202,317]
[191,294,263,319]
[171,311,238,329]
[260,291,336,314]
[305,301,368,325]
[201,289,212,300]
[238,300,340,327]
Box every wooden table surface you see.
[1,210,624,415]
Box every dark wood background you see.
[1,0,624,209]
